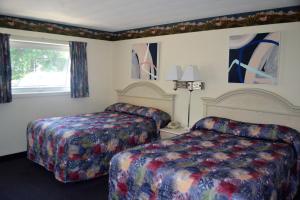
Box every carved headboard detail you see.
[202,88,300,131]
[116,82,176,119]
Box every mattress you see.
[109,117,300,200]
[27,103,170,182]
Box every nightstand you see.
[160,127,189,139]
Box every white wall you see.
[112,22,300,127]
[0,28,114,156]
[1,22,299,156]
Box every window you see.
[10,38,70,94]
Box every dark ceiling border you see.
[0,5,299,41]
[115,5,300,40]
[0,15,115,40]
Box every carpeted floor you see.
[0,156,299,200]
[0,157,108,200]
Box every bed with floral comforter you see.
[27,103,170,183]
[109,116,300,200]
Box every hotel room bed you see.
[109,117,300,200]
[27,103,170,182]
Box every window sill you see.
[12,91,70,99]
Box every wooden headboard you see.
[202,88,300,131]
[116,82,175,119]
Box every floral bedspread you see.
[27,103,170,183]
[109,117,300,200]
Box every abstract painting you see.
[228,32,280,84]
[131,43,159,80]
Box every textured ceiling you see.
[0,0,299,32]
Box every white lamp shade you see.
[181,65,201,81]
[166,65,183,81]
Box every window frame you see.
[9,36,71,96]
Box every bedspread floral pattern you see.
[27,104,170,183]
[105,103,171,129]
[109,117,300,200]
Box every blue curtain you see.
[69,41,89,98]
[0,33,12,103]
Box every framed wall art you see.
[228,32,280,84]
[131,43,159,80]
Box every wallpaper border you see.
[0,15,115,40]
[0,6,299,41]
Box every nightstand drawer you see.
[160,128,188,139]
[160,131,177,139]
